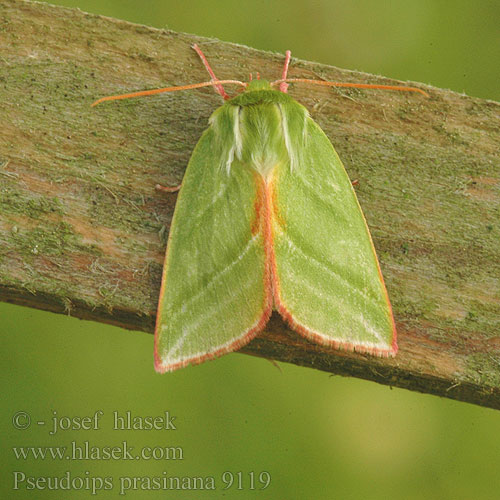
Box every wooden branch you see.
[1,0,499,409]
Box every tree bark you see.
[1,0,499,409]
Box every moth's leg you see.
[279,50,291,93]
[192,44,230,100]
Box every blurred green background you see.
[2,0,499,498]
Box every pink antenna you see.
[271,77,429,97]
[91,80,246,107]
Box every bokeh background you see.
[2,1,499,498]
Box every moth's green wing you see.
[155,128,270,372]
[272,117,397,356]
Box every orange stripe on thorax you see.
[251,171,266,236]
[264,172,280,306]
[252,171,277,307]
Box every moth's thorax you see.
[209,90,309,181]
[238,103,288,179]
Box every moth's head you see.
[244,79,272,92]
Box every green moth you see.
[93,46,427,372]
